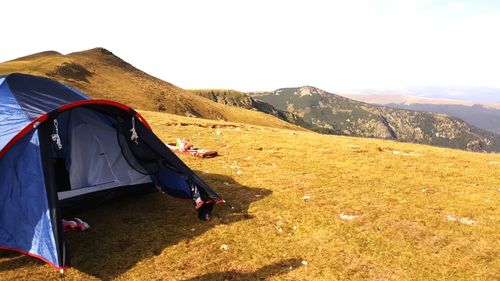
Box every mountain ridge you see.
[187,89,328,132]
[248,86,500,152]
[343,93,500,134]
[0,48,303,131]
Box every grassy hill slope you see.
[1,111,498,280]
[0,48,302,131]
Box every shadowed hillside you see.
[188,89,324,132]
[387,103,500,135]
[343,93,500,134]
[249,86,500,152]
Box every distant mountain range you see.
[344,93,500,134]
[357,86,500,104]
[247,86,500,152]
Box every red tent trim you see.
[0,245,70,271]
[0,100,151,158]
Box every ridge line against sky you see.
[2,0,500,93]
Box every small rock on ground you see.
[445,214,477,225]
[339,212,359,221]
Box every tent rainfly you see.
[0,73,223,270]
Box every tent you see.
[0,73,223,271]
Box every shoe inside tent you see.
[0,73,223,270]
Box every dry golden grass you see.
[0,48,302,131]
[1,110,499,280]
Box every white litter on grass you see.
[339,212,359,221]
[220,244,229,251]
[223,182,230,186]
[301,260,308,266]
[402,152,420,156]
[445,214,477,225]
[385,149,420,156]
[421,187,437,194]
[302,195,311,200]
[215,129,222,136]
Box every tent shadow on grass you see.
[0,172,271,280]
[0,253,40,272]
[182,258,303,281]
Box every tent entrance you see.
[50,108,153,202]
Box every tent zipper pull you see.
[51,119,63,150]
[130,116,139,144]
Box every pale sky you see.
[2,0,500,92]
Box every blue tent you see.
[0,73,223,270]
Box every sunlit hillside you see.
[0,48,302,131]
[1,110,498,280]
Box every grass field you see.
[1,111,498,280]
